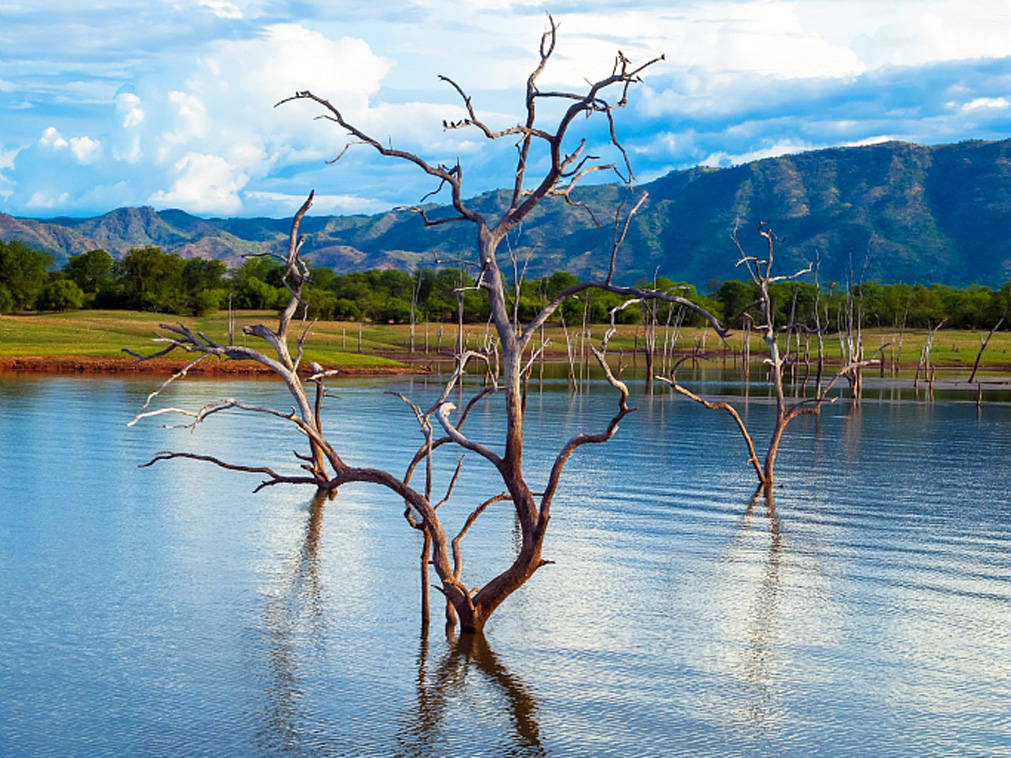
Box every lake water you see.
[0,373,1008,757]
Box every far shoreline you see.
[3,353,1009,382]
[0,355,432,377]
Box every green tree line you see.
[1,240,1008,330]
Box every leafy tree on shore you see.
[36,278,85,312]
[4,235,1006,329]
[64,249,115,296]
[0,240,50,312]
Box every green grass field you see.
[2,310,1010,371]
[0,310,405,368]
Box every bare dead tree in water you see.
[129,20,725,634]
[659,223,883,495]
[126,191,334,484]
[968,308,1009,385]
[913,318,946,393]
[839,249,872,399]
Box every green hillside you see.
[2,139,1008,287]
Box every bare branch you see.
[659,375,765,483]
[435,456,466,509]
[277,92,482,226]
[539,344,633,523]
[521,281,726,352]
[453,493,511,580]
[434,402,503,468]
[137,354,210,411]
[608,191,648,284]
[138,451,321,492]
[969,308,1009,383]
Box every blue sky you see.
[1,0,1008,218]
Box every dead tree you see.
[129,20,722,635]
[659,223,883,495]
[126,191,333,484]
[968,307,1009,384]
[914,318,946,392]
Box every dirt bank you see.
[0,355,431,376]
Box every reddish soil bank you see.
[0,355,431,376]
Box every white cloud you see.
[190,23,391,108]
[149,152,247,213]
[841,1,1011,68]
[960,96,1010,111]
[700,141,815,168]
[117,92,145,128]
[539,2,865,87]
[199,0,241,19]
[39,127,69,150]
[157,90,210,157]
[0,148,16,202]
[844,135,900,147]
[69,136,102,164]
[114,134,143,164]
[1,1,1008,217]
[37,127,102,164]
[244,190,385,214]
[27,190,71,209]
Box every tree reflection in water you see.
[256,492,544,757]
[732,488,784,741]
[395,631,545,758]
[258,491,327,755]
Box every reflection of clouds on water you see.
[706,491,841,747]
[841,400,864,468]
[256,492,328,756]
[4,375,1009,756]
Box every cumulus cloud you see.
[117,92,145,128]
[189,23,391,110]
[39,127,69,150]
[149,152,247,213]
[960,96,1010,111]
[37,127,102,164]
[69,136,102,164]
[0,1,1008,217]
[27,190,71,209]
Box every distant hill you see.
[2,139,1008,287]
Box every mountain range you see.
[2,138,1008,287]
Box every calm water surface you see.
[0,374,1008,757]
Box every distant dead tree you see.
[128,18,723,634]
[660,222,883,496]
[968,307,1009,384]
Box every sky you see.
[1,0,1008,219]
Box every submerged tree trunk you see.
[129,24,711,634]
[662,224,883,490]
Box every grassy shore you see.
[0,310,407,373]
[1,309,1010,374]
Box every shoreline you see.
[0,355,432,376]
[2,353,1008,378]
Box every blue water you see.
[0,374,1008,757]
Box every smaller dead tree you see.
[968,308,1009,385]
[126,191,334,486]
[913,319,946,393]
[659,223,883,495]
